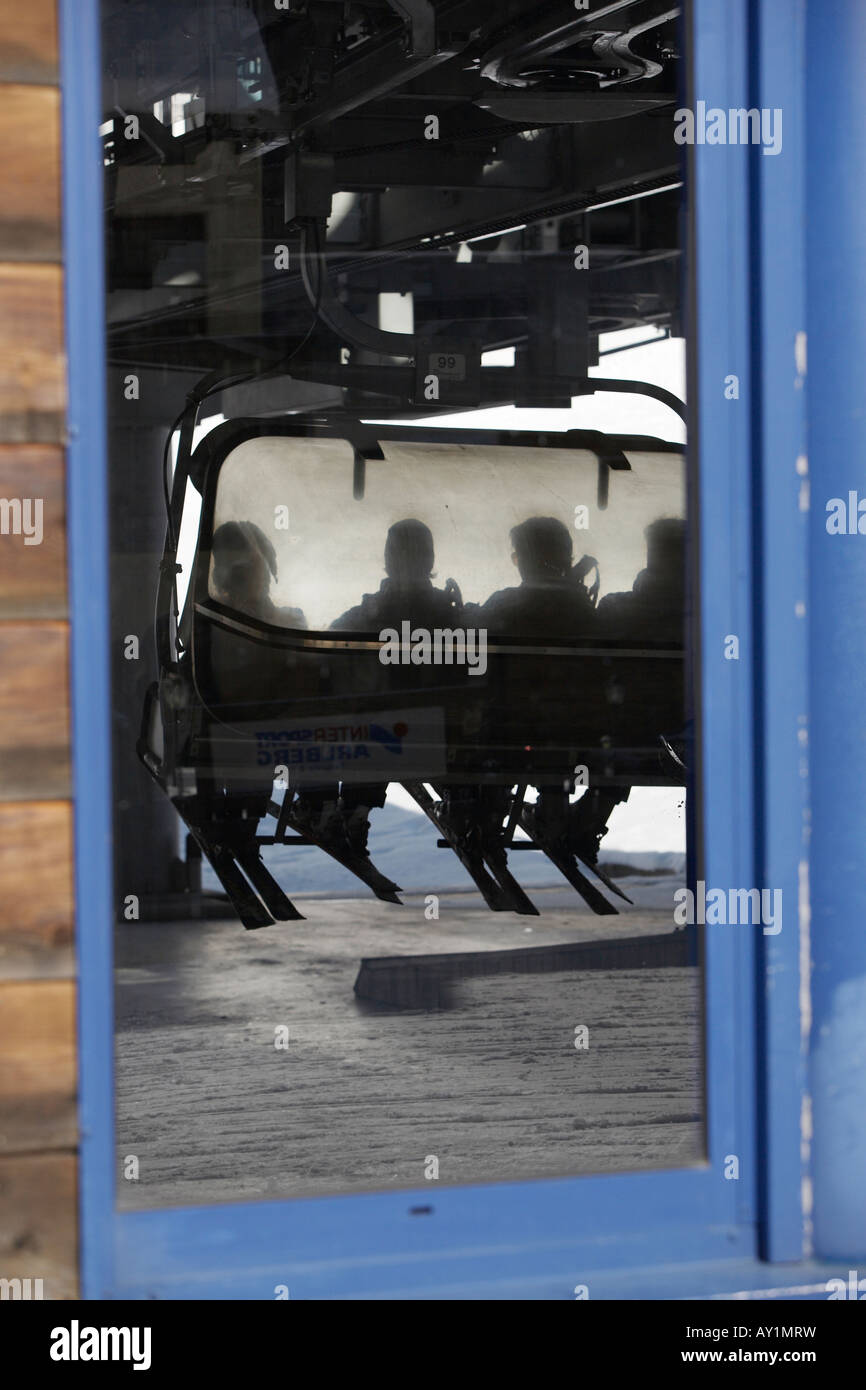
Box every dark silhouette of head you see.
[212,521,277,607]
[644,518,686,582]
[384,519,435,586]
[510,516,574,583]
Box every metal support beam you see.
[387,0,436,58]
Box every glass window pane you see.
[207,437,685,635]
[102,0,703,1207]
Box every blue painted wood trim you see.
[62,0,797,1298]
[751,0,811,1261]
[59,0,117,1299]
[806,0,866,1260]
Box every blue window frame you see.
[62,0,856,1299]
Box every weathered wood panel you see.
[0,445,66,616]
[0,0,58,85]
[0,801,73,978]
[0,1153,77,1299]
[0,620,70,798]
[0,979,77,1154]
[0,263,65,443]
[0,85,60,259]
[0,0,78,1306]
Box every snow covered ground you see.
[116,884,701,1210]
[121,790,696,1210]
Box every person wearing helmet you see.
[211,520,307,630]
[297,519,463,856]
[478,515,597,639]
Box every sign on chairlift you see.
[414,339,481,406]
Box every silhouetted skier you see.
[472,517,599,849]
[581,517,688,863]
[333,517,461,631]
[205,522,307,709]
[477,516,597,639]
[211,520,306,629]
[298,519,463,854]
[596,517,685,644]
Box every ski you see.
[139,758,281,929]
[519,808,619,916]
[406,782,518,913]
[580,856,633,906]
[280,798,403,905]
[234,844,306,921]
[194,836,276,930]
[481,838,540,916]
[565,789,635,903]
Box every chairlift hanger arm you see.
[577,375,686,423]
[299,221,416,359]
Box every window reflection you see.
[104,0,704,1207]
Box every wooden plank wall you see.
[0,0,79,1300]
